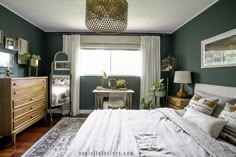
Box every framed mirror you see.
[201,28,236,68]
[0,51,14,68]
[50,51,71,121]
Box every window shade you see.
[80,35,141,50]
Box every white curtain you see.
[140,36,161,108]
[63,35,81,116]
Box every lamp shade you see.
[174,71,192,84]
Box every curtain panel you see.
[140,36,161,108]
[63,35,81,116]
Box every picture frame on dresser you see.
[5,37,17,51]
[17,38,29,64]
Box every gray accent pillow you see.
[195,91,236,117]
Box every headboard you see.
[195,83,236,98]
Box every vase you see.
[30,59,39,67]
[155,91,166,97]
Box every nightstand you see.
[168,96,190,110]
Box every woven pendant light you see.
[85,0,128,33]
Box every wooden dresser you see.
[0,77,48,144]
[168,96,190,110]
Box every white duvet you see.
[65,109,236,157]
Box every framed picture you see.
[17,38,29,64]
[201,28,236,68]
[0,31,3,44]
[5,38,17,51]
[0,51,14,68]
[55,61,70,70]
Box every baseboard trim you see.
[79,110,94,114]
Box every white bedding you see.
[64,109,236,157]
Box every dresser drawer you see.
[12,78,46,90]
[13,99,47,119]
[13,106,47,130]
[13,91,47,109]
[12,84,46,99]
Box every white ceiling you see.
[0,0,218,33]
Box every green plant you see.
[151,79,165,95]
[116,79,127,88]
[21,53,41,61]
[141,79,166,109]
[31,54,41,60]
[22,52,31,60]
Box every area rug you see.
[22,117,86,157]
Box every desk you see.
[93,89,135,109]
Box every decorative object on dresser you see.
[17,38,29,64]
[0,77,48,145]
[168,96,190,110]
[21,52,41,76]
[174,71,192,98]
[50,51,71,122]
[5,37,17,51]
[0,51,14,77]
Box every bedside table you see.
[168,96,190,110]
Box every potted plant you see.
[141,79,166,109]
[152,79,166,97]
[30,54,41,67]
[116,79,128,90]
[21,52,31,63]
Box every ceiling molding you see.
[172,0,219,33]
[0,4,46,32]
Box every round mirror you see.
[108,78,117,89]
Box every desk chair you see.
[103,92,127,109]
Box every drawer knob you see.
[13,91,18,94]
[30,98,34,101]
[31,106,35,109]
[30,115,33,118]
[13,83,17,86]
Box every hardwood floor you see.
[0,114,89,157]
[0,115,62,157]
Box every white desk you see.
[92,89,135,109]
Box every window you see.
[80,49,141,76]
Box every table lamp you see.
[174,71,192,98]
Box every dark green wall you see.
[0,5,45,77]
[173,0,236,95]
[44,33,172,109]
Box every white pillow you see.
[183,108,226,139]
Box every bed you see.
[64,83,236,157]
